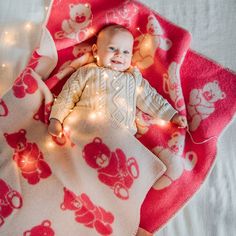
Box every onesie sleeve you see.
[133,68,177,121]
[49,66,89,123]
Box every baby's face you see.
[94,29,134,71]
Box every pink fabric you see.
[1,0,236,234]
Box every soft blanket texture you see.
[0,0,236,235]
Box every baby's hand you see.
[48,118,63,137]
[171,113,187,128]
[69,52,94,70]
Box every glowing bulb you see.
[89,28,95,35]
[63,126,70,132]
[156,119,168,127]
[46,139,55,149]
[136,86,143,94]
[1,63,6,68]
[104,72,108,79]
[86,85,89,88]
[24,22,32,31]
[3,31,15,45]
[89,111,97,120]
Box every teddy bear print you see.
[82,137,139,200]
[55,3,92,43]
[72,42,92,58]
[132,15,172,70]
[163,62,185,112]
[27,51,54,80]
[23,220,55,236]
[61,187,114,235]
[57,42,93,72]
[187,80,226,131]
[105,1,138,28]
[4,129,52,185]
[12,68,38,98]
[0,98,8,117]
[152,132,197,190]
[0,179,23,227]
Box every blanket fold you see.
[1,0,236,235]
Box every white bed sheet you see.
[0,1,235,236]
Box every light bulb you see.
[3,30,15,45]
[24,22,33,31]
[156,119,168,127]
[89,111,97,120]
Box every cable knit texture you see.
[50,63,177,134]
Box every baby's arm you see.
[48,68,88,136]
[134,69,187,127]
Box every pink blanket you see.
[1,0,236,234]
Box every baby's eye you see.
[123,50,130,54]
[109,46,116,51]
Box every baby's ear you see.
[92,44,98,58]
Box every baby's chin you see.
[96,61,130,72]
[107,63,130,72]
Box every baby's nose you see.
[114,49,122,56]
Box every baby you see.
[48,24,187,236]
[48,24,187,137]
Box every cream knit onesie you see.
[50,63,177,135]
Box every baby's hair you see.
[97,24,134,40]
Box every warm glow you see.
[3,30,16,45]
[136,86,143,94]
[89,27,95,35]
[1,63,6,68]
[97,111,103,117]
[24,22,33,31]
[89,111,97,120]
[156,119,168,127]
[45,6,49,11]
[46,139,55,149]
[63,126,70,132]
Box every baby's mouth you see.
[111,60,123,65]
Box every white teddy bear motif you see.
[187,80,226,131]
[105,1,138,28]
[132,15,172,70]
[163,62,185,112]
[152,132,197,190]
[55,3,92,42]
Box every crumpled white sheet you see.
[0,0,235,235]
